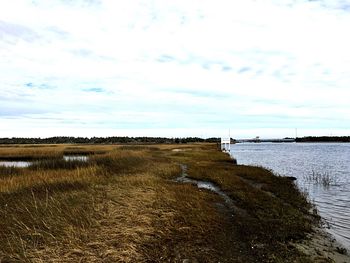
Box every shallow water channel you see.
[176,164,235,210]
[63,155,89,161]
[0,161,31,168]
[230,143,350,249]
[0,155,89,168]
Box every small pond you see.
[63,155,89,162]
[0,161,31,168]
[0,156,89,168]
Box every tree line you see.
[0,136,220,144]
[296,136,350,142]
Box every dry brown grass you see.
[0,143,316,262]
[0,145,63,160]
[0,144,115,160]
[0,166,99,193]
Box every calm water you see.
[63,155,89,161]
[0,161,31,168]
[0,156,88,168]
[230,142,350,249]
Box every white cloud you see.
[1,0,350,138]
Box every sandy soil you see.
[295,227,349,263]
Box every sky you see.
[1,0,350,139]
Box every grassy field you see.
[0,143,320,262]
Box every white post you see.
[221,137,231,152]
[229,129,231,152]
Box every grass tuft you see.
[29,158,91,170]
[0,166,24,178]
[304,170,339,187]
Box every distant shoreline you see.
[1,136,349,145]
[236,136,350,143]
[295,136,350,143]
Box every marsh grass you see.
[304,170,339,187]
[118,145,160,151]
[0,166,24,178]
[0,147,63,161]
[0,144,112,161]
[0,143,317,262]
[0,145,153,261]
[0,183,96,261]
[29,158,91,170]
[175,147,316,262]
[91,150,148,175]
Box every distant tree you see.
[295,136,350,143]
[0,136,221,145]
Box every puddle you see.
[63,156,89,161]
[0,161,31,168]
[176,164,235,209]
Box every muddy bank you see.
[172,145,350,262]
[295,227,350,263]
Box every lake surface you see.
[229,142,350,249]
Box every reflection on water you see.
[0,161,31,168]
[230,143,350,249]
[63,156,89,161]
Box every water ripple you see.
[230,142,350,249]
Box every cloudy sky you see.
[1,0,349,139]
